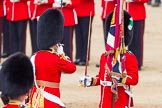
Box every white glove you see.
[34,0,48,5]
[53,2,62,8]
[63,0,72,5]
[41,0,48,4]
[10,0,20,3]
[34,0,42,5]
[79,76,93,87]
[53,0,62,7]
[55,0,62,3]
[125,0,135,2]
[57,44,65,55]
[53,0,71,7]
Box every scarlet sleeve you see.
[125,52,139,85]
[94,53,107,86]
[56,56,76,74]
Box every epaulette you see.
[48,48,58,54]
[8,100,27,108]
[59,54,71,62]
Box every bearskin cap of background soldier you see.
[105,10,133,47]
[37,8,64,50]
[0,52,34,99]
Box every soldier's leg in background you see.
[74,17,82,64]
[1,17,10,58]
[78,16,93,66]
[62,26,74,60]
[29,19,39,54]
[128,20,145,70]
[8,21,18,54]
[0,17,2,60]
[17,20,28,54]
[152,0,161,7]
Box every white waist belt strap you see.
[100,80,123,86]
[100,80,112,86]
[31,55,65,107]
[100,80,133,97]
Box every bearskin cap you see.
[37,8,64,50]
[105,10,133,48]
[0,52,34,99]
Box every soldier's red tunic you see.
[6,0,30,21]
[126,0,148,21]
[0,1,4,17]
[94,51,138,108]
[4,104,21,108]
[62,0,79,26]
[101,0,116,20]
[30,50,76,108]
[75,0,95,17]
[30,0,54,20]
[3,100,25,108]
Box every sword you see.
[85,11,92,76]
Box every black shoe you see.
[78,61,86,66]
[74,59,81,65]
[1,53,9,58]
[96,63,100,68]
[152,3,160,7]
[138,66,141,71]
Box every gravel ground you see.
[1,2,162,108]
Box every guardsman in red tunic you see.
[79,11,139,108]
[6,0,30,54]
[0,52,34,108]
[74,0,95,65]
[126,0,148,70]
[29,0,54,54]
[53,0,79,60]
[101,0,116,46]
[29,9,76,108]
[96,0,116,67]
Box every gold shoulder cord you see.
[48,48,70,61]
[36,48,58,55]
[28,86,44,108]
[39,48,58,55]
[8,100,22,105]
[48,48,57,54]
[91,77,97,86]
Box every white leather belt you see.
[100,80,123,86]
[100,80,112,86]
[100,80,133,97]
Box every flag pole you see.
[111,0,125,108]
